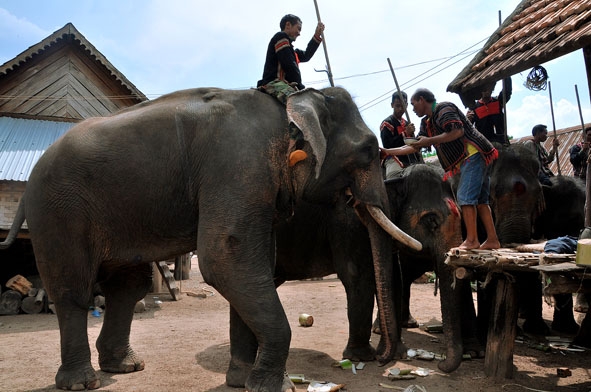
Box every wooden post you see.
[21,288,46,314]
[0,290,22,315]
[484,276,518,379]
[547,81,561,175]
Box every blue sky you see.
[1,0,589,141]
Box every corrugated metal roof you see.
[511,122,591,177]
[0,117,74,181]
[447,0,591,107]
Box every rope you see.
[524,66,549,91]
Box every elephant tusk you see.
[367,205,423,251]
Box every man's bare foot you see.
[459,240,480,250]
[479,239,500,250]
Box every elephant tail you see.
[0,196,25,250]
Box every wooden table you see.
[445,245,591,379]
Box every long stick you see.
[499,10,508,144]
[548,81,561,175]
[575,84,591,226]
[313,0,334,87]
[387,58,411,123]
[575,84,587,135]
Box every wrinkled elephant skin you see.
[0,87,414,391]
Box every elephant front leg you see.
[437,263,465,373]
[96,263,151,374]
[340,276,376,362]
[226,306,257,387]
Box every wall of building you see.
[0,181,26,230]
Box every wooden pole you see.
[575,84,586,136]
[548,81,561,175]
[313,0,334,87]
[499,11,508,144]
[387,58,411,123]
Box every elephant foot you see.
[552,309,580,335]
[55,363,100,391]
[463,338,485,359]
[402,314,419,329]
[573,332,591,348]
[245,369,295,392]
[371,318,381,335]
[342,344,376,362]
[98,347,145,373]
[522,318,550,336]
[574,293,589,313]
[376,338,407,365]
[226,358,252,388]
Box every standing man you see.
[381,88,500,250]
[569,126,591,180]
[466,77,512,145]
[380,91,423,179]
[257,14,324,103]
[523,124,560,186]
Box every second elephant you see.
[275,163,462,362]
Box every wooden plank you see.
[154,261,180,301]
[532,262,584,272]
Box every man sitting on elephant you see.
[382,88,500,250]
[257,14,324,103]
[524,124,559,186]
[257,14,324,167]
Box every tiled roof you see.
[0,116,74,181]
[511,122,591,177]
[0,23,146,102]
[448,0,591,107]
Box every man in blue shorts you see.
[381,88,500,250]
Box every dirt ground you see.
[1,258,590,392]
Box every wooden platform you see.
[444,245,590,379]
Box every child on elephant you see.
[380,88,500,250]
[257,14,325,167]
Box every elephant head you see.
[386,164,464,372]
[489,143,544,244]
[533,175,585,240]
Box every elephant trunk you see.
[437,261,464,373]
[368,218,405,363]
[356,204,407,364]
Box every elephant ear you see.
[286,89,327,179]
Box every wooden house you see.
[0,23,147,265]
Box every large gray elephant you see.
[275,163,462,363]
[0,87,420,391]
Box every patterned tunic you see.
[380,115,422,166]
[472,77,512,142]
[419,101,498,178]
[257,31,322,90]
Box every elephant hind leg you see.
[35,252,100,390]
[96,263,152,373]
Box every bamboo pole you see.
[387,58,411,123]
[313,0,334,87]
[548,81,561,175]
